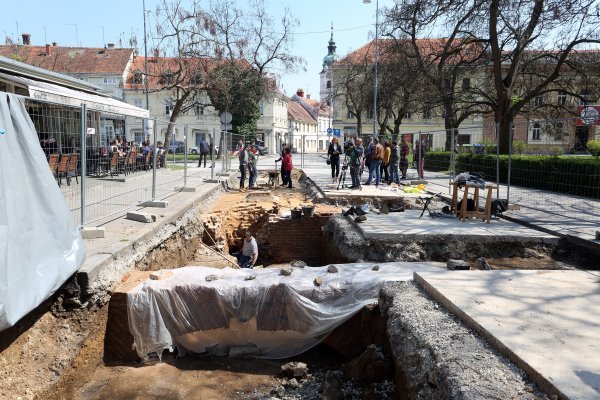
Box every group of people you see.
[237,142,260,191]
[327,136,426,189]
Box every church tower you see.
[319,24,338,105]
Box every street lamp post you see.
[363,0,379,138]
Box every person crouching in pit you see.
[234,230,258,268]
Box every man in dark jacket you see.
[349,138,364,189]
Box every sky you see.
[1,0,396,99]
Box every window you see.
[162,71,174,85]
[462,78,471,90]
[259,101,264,116]
[133,99,143,108]
[190,74,203,85]
[555,121,565,135]
[422,105,432,119]
[326,80,331,89]
[579,89,594,105]
[534,95,544,107]
[347,108,354,119]
[457,134,471,145]
[404,111,412,119]
[132,71,143,84]
[103,77,117,84]
[557,91,567,106]
[165,102,174,116]
[195,103,205,118]
[532,122,541,140]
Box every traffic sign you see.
[327,127,332,134]
[220,123,232,131]
[333,128,341,137]
[220,112,233,124]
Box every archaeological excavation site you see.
[1,168,599,400]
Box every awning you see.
[0,72,149,119]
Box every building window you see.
[404,111,412,119]
[457,134,471,145]
[462,78,470,90]
[259,101,264,116]
[190,74,203,85]
[533,95,544,107]
[347,108,354,119]
[133,99,143,108]
[422,105,432,119]
[555,121,564,135]
[532,122,541,140]
[557,91,567,106]
[195,103,204,117]
[326,80,331,89]
[161,71,174,85]
[579,89,594,105]
[132,71,143,84]
[103,77,117,84]
[165,102,174,116]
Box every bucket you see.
[302,206,315,218]
[291,209,302,219]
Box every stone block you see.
[176,186,196,192]
[149,270,173,280]
[447,259,470,270]
[80,226,105,239]
[126,212,156,223]
[140,200,169,208]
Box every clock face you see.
[581,106,599,125]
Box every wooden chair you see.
[143,151,153,171]
[109,152,120,177]
[128,150,137,173]
[66,153,79,185]
[56,154,70,186]
[48,154,59,181]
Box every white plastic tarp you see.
[0,93,86,331]
[127,262,443,359]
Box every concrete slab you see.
[140,200,169,208]
[80,227,105,239]
[351,210,558,243]
[414,269,600,400]
[126,212,156,223]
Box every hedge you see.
[424,152,600,199]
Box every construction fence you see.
[23,96,232,228]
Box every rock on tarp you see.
[0,93,85,331]
[126,262,443,359]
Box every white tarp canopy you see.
[127,262,443,359]
[0,93,86,331]
[0,72,149,118]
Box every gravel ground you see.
[380,281,550,399]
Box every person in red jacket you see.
[282,147,293,189]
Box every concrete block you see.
[175,186,196,192]
[447,259,470,271]
[149,270,173,280]
[126,212,156,223]
[229,344,259,358]
[80,226,105,239]
[140,200,169,208]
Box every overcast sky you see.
[2,0,396,99]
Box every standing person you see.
[389,141,400,184]
[234,230,258,268]
[198,138,210,167]
[238,143,248,192]
[282,147,293,189]
[363,137,374,184]
[349,138,364,189]
[367,138,384,187]
[247,144,258,189]
[400,137,410,179]
[235,139,244,155]
[327,137,342,183]
[382,141,391,184]
[415,140,426,179]
[275,143,287,186]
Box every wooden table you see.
[451,182,498,223]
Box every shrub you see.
[588,140,600,157]
[512,140,526,154]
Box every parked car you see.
[167,141,186,154]
[189,145,219,154]
[255,141,268,155]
